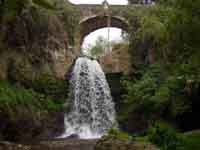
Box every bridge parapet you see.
[76,4,145,22]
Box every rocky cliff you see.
[0,1,79,81]
[0,0,79,141]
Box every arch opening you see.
[81,27,126,56]
[79,14,130,74]
[80,25,130,74]
[79,15,129,47]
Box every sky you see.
[69,0,128,5]
[82,28,123,49]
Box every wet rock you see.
[0,137,156,150]
[66,134,80,139]
[0,139,98,150]
[0,110,65,142]
[94,136,157,150]
[121,110,149,134]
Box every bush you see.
[120,60,200,122]
[108,128,131,140]
[0,80,65,141]
[120,63,166,120]
[8,61,68,105]
[181,130,200,150]
[0,80,62,120]
[32,73,68,101]
[148,121,182,150]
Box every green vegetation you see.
[120,62,198,121]
[83,36,108,57]
[108,128,131,140]
[0,79,65,141]
[0,0,199,147]
[105,1,200,148]
[0,0,80,47]
[0,0,54,22]
[0,80,62,119]
[120,0,200,123]
[0,0,79,142]
[32,73,68,101]
[7,58,68,102]
[83,35,128,58]
[107,123,200,150]
[147,123,200,150]
[116,0,200,149]
[147,121,183,150]
[181,130,200,150]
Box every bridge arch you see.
[79,15,129,44]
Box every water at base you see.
[60,57,116,139]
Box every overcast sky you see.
[82,28,123,49]
[69,0,128,5]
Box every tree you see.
[87,36,109,57]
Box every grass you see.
[180,130,200,150]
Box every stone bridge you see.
[66,1,153,74]
[71,2,150,50]
[78,4,129,40]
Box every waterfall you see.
[61,57,116,139]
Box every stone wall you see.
[99,43,131,74]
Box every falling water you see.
[61,57,116,139]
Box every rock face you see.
[0,139,98,150]
[106,73,126,112]
[121,111,149,134]
[0,5,75,141]
[0,6,76,81]
[0,110,65,142]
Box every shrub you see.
[148,121,182,150]
[120,63,166,120]
[108,128,131,140]
[32,73,68,101]
[120,61,199,122]
[0,80,62,120]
